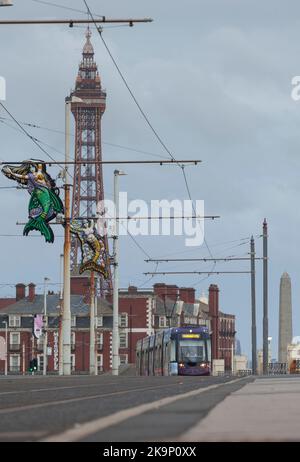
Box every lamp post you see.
[89,271,96,375]
[59,253,64,375]
[0,1,13,6]
[94,279,98,376]
[112,170,126,376]
[43,277,50,376]
[62,97,72,376]
[3,320,7,376]
[62,96,83,375]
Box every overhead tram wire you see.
[31,0,93,14]
[0,108,155,265]
[83,1,179,166]
[0,21,206,285]
[83,1,216,275]
[0,56,207,274]
[0,116,171,160]
[0,102,65,169]
[149,236,254,260]
[0,107,248,284]
[0,92,159,274]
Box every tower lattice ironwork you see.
[69,29,112,295]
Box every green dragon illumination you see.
[2,160,64,243]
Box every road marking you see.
[0,381,136,397]
[0,431,47,439]
[0,382,193,415]
[41,377,246,442]
[0,377,165,397]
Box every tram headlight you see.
[179,363,184,368]
[200,363,207,368]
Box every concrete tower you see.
[278,272,293,363]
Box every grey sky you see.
[1,0,300,359]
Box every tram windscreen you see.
[179,340,206,362]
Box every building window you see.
[37,354,44,372]
[97,354,103,372]
[71,316,76,327]
[10,332,20,345]
[119,354,128,365]
[71,332,76,349]
[9,315,21,328]
[97,332,103,350]
[37,336,44,351]
[10,354,20,372]
[71,354,75,372]
[96,316,103,327]
[119,313,128,328]
[119,332,128,349]
[159,316,166,328]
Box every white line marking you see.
[0,382,188,415]
[0,381,133,397]
[0,431,47,439]
[41,378,246,442]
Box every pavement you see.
[179,376,300,442]
[0,374,299,442]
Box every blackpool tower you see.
[69,29,112,295]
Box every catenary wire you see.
[83,1,216,271]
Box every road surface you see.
[1,374,299,442]
[0,374,249,442]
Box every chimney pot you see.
[28,283,36,302]
[16,283,26,301]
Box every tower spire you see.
[83,26,94,55]
[76,29,100,88]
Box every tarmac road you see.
[0,374,251,442]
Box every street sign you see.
[34,315,43,339]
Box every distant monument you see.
[278,272,293,363]
[235,338,242,356]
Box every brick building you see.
[0,279,236,374]
[207,284,236,370]
[0,283,113,374]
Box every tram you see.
[136,326,211,376]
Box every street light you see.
[43,277,50,376]
[3,320,7,376]
[62,96,83,375]
[112,170,126,376]
[0,1,13,6]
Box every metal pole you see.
[0,159,201,166]
[43,277,48,376]
[144,271,252,275]
[231,342,234,375]
[22,343,25,376]
[0,18,153,25]
[112,171,121,375]
[62,98,71,375]
[59,253,64,376]
[94,279,98,376]
[263,219,269,375]
[251,236,257,375]
[89,271,96,375]
[4,321,7,376]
